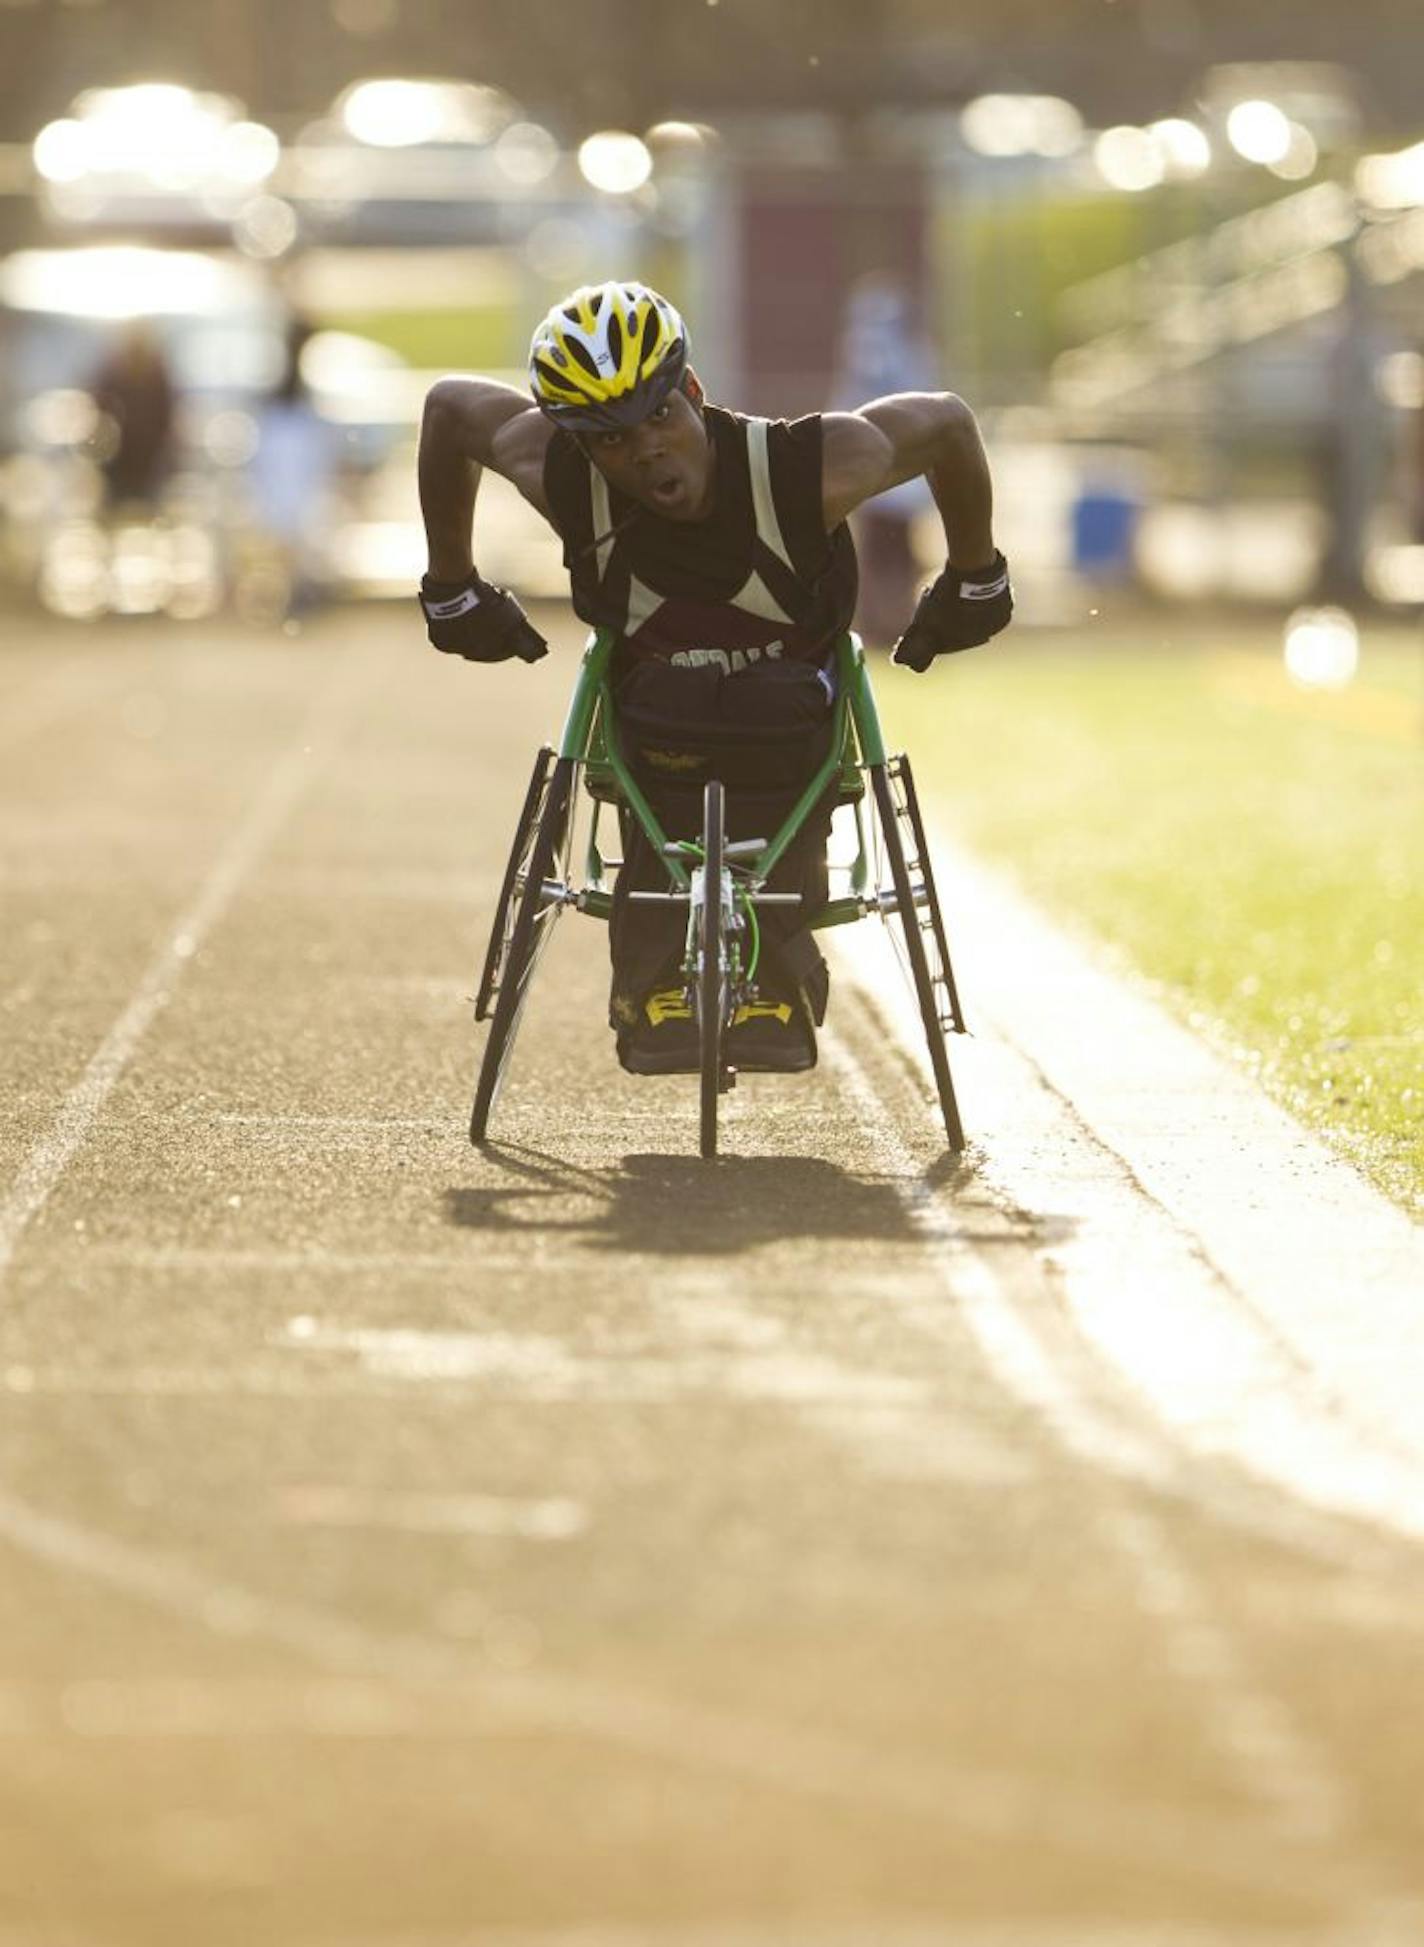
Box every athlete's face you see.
[582,374,714,521]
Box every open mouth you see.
[648,473,684,508]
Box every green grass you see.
[321,305,517,371]
[879,621,1424,1215]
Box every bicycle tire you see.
[698,779,726,1160]
[870,763,966,1153]
[469,756,574,1145]
[475,746,555,1021]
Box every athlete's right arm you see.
[416,377,556,664]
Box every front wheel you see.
[698,779,727,1160]
[470,756,574,1145]
[475,746,555,1021]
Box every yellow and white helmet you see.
[528,280,688,430]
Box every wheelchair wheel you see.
[870,757,966,1153]
[698,779,727,1160]
[889,753,967,1039]
[475,746,555,1021]
[470,755,574,1145]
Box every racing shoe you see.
[724,987,817,1074]
[616,984,700,1076]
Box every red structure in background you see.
[734,160,930,417]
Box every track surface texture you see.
[2,607,1423,1947]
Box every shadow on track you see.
[445,1146,935,1255]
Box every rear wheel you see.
[698,779,727,1160]
[870,759,965,1152]
[470,756,574,1145]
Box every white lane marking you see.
[825,1027,1356,1853]
[0,1487,1303,1893]
[82,1246,509,1273]
[834,918,1424,1547]
[272,1486,589,1538]
[0,1677,549,1740]
[659,1277,1029,1486]
[268,1923,1424,1947]
[271,1304,1021,1487]
[278,1318,939,1405]
[0,662,372,1287]
[206,1121,448,1137]
[925,836,1424,1447]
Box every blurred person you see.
[832,272,938,645]
[245,318,339,615]
[416,280,1010,1076]
[1316,282,1392,602]
[88,322,176,511]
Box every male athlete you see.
[417,280,1011,1074]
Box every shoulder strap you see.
[739,417,815,629]
[541,432,632,634]
[745,417,793,570]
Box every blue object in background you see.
[1072,485,1139,577]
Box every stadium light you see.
[960,94,1083,159]
[1226,100,1293,166]
[577,131,653,195]
[337,78,510,148]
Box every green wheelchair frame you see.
[471,627,967,1159]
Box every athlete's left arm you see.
[821,394,1011,668]
[820,393,993,564]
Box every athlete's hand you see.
[891,552,1012,672]
[418,571,548,664]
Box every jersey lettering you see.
[668,641,784,675]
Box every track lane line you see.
[0,1481,1349,1900]
[0,655,376,1287]
[824,1011,1423,1934]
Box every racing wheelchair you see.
[470,627,967,1160]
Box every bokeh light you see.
[1148,118,1212,177]
[960,94,1083,159]
[1093,126,1165,192]
[32,86,278,194]
[1268,123,1319,181]
[493,121,560,186]
[338,78,509,148]
[1226,99,1293,166]
[577,131,653,195]
[1283,607,1359,689]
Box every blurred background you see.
[1,0,1422,631]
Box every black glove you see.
[891,552,1013,672]
[419,571,548,664]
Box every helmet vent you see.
[564,338,601,378]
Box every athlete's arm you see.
[415,377,556,664]
[820,393,993,562]
[821,394,1011,670]
[418,376,555,577]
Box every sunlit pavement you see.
[2,604,1424,1947]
